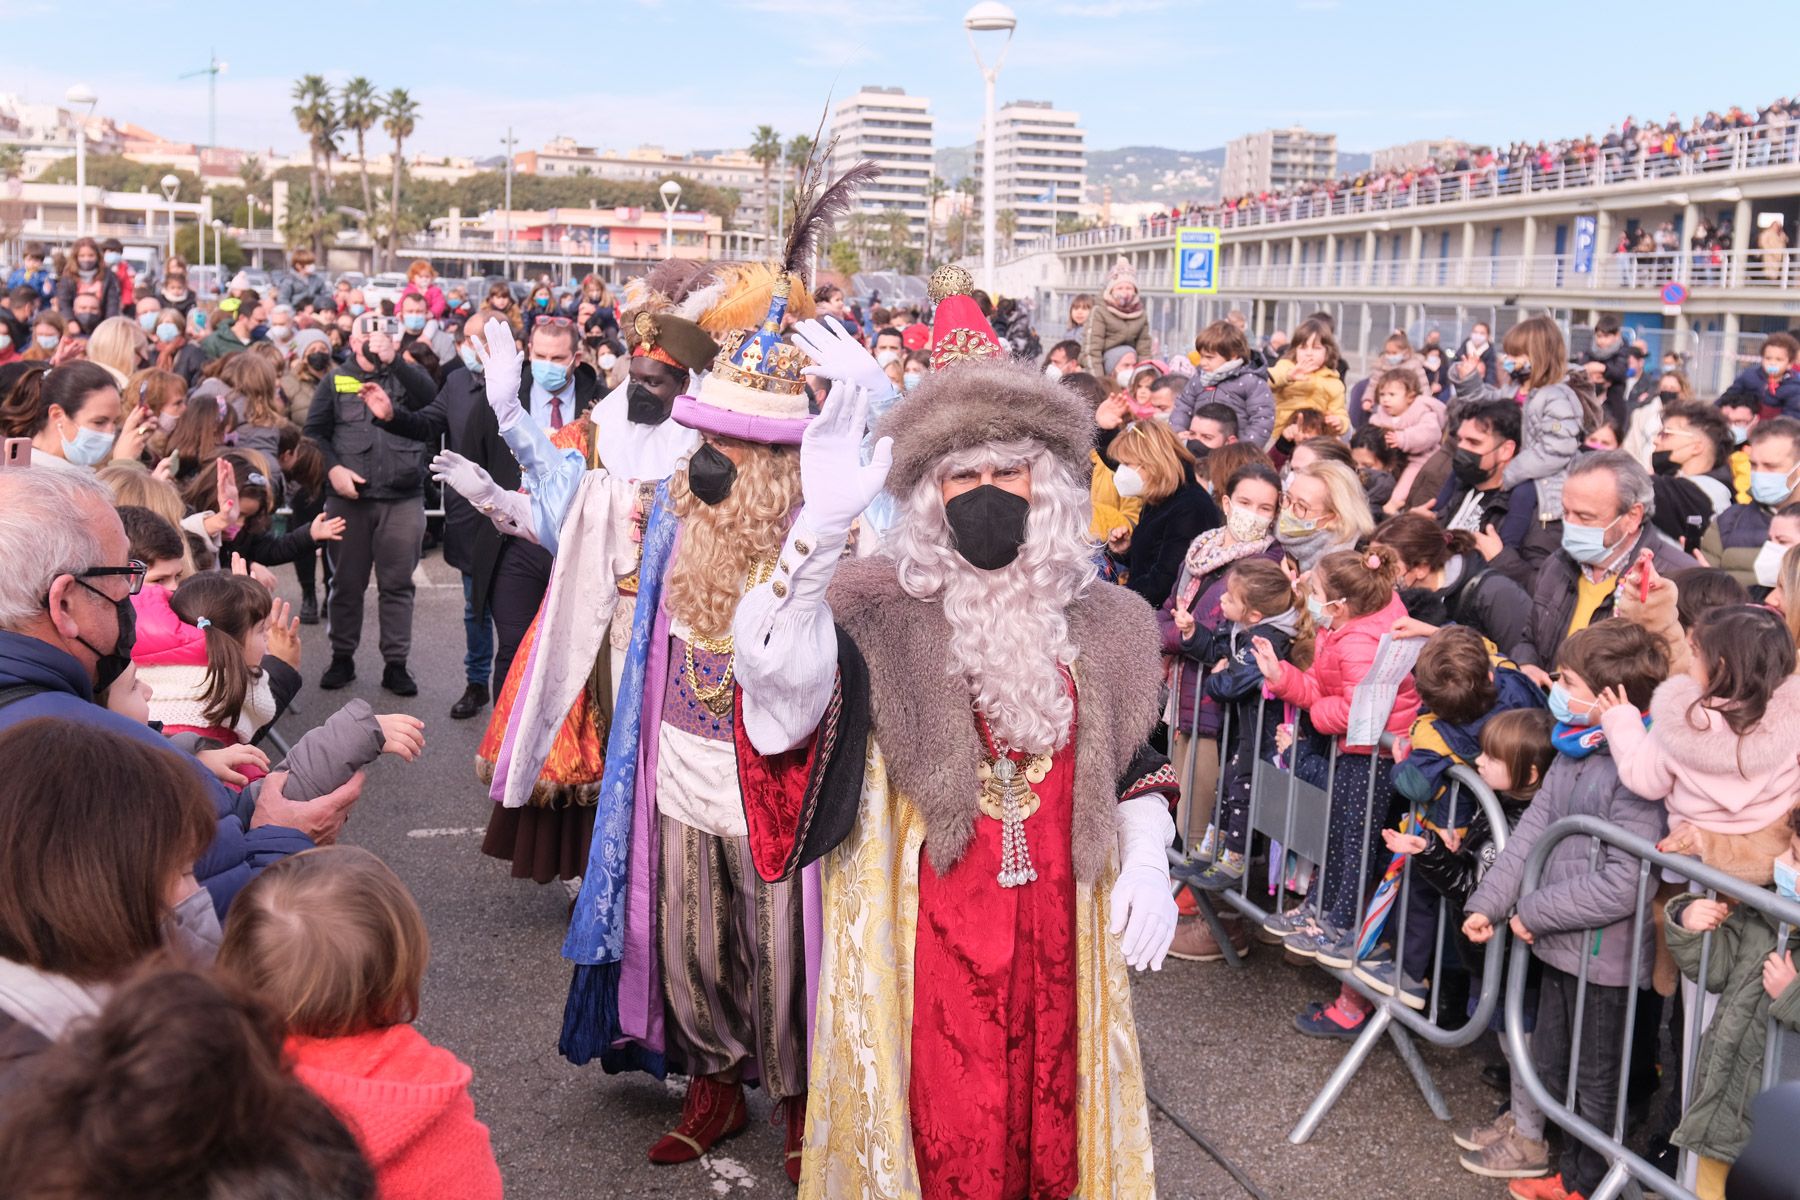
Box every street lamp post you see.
[501,128,517,279]
[964,3,1016,291]
[660,179,682,259]
[211,219,224,273]
[65,84,98,238]
[159,174,181,261]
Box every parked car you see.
[334,271,368,290]
[363,272,408,309]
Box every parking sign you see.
[1174,227,1221,294]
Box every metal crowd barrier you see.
[1502,815,1800,1200]
[1168,697,1512,1144]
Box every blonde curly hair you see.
[664,437,802,639]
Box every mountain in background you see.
[932,144,1374,205]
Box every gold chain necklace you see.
[975,715,1052,888]
[684,553,778,716]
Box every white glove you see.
[430,449,503,507]
[470,316,524,431]
[792,316,894,398]
[1109,796,1178,971]
[798,381,893,540]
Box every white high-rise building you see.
[1222,127,1338,196]
[974,101,1088,247]
[828,87,934,247]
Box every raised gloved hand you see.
[430,450,504,508]
[798,381,892,541]
[792,315,893,397]
[1109,796,1178,971]
[470,316,523,430]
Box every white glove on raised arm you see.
[791,316,896,401]
[470,316,524,432]
[1109,796,1178,971]
[430,450,534,542]
[797,381,893,539]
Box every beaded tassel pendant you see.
[978,754,1047,888]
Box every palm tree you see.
[381,88,420,270]
[340,77,380,241]
[924,175,948,266]
[997,208,1019,247]
[0,144,23,180]
[785,134,813,190]
[749,125,781,251]
[290,75,333,259]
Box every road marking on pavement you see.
[407,826,479,838]
[702,1154,755,1194]
[412,562,459,589]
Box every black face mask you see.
[72,579,137,694]
[305,350,332,373]
[1650,450,1681,477]
[627,380,674,426]
[944,484,1031,571]
[1450,445,1496,489]
[686,443,736,506]
[74,313,100,335]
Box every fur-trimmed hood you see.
[1647,673,1800,777]
[879,359,1096,498]
[826,558,1162,884]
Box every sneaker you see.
[298,595,320,625]
[1507,1173,1577,1200]
[1284,918,1339,960]
[320,656,356,690]
[1311,923,1362,971]
[1194,824,1219,864]
[1352,956,1428,1010]
[450,682,489,720]
[1167,915,1249,963]
[1193,851,1247,891]
[1260,899,1318,939]
[1294,998,1366,1040]
[1453,1110,1516,1153]
[1461,1128,1550,1179]
[382,662,419,697]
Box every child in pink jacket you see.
[1599,603,1800,884]
[1366,366,1447,515]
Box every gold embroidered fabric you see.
[799,741,1157,1199]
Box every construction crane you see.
[179,51,227,150]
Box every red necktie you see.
[549,396,564,430]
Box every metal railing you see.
[1168,691,1515,1143]
[1010,124,1800,263]
[1502,815,1800,1200]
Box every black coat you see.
[302,358,438,501]
[53,270,121,320]
[1398,550,1533,653]
[1119,473,1222,609]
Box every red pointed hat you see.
[927,264,1004,372]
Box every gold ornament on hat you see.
[928,263,976,304]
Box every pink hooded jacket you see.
[1269,591,1420,754]
[129,585,207,668]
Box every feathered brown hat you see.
[878,359,1097,497]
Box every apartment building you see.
[827,87,935,246]
[973,100,1088,247]
[512,137,769,232]
[1222,127,1338,196]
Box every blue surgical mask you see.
[1752,467,1797,507]
[103,250,121,266]
[459,344,484,374]
[59,420,115,467]
[137,311,159,331]
[349,303,366,316]
[1305,594,1341,624]
[1560,513,1623,565]
[1732,424,1751,446]
[403,314,426,332]
[1775,856,1798,902]
[35,333,59,350]
[530,359,569,392]
[155,322,180,344]
[903,371,923,391]
[1548,683,1597,727]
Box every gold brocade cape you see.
[800,742,1157,1199]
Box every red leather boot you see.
[647,1074,748,1165]
[782,1094,807,1185]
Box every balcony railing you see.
[1010,124,1800,264]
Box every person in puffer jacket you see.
[1080,256,1152,376]
[219,846,503,1200]
[1464,618,1667,1200]
[1448,316,1598,521]
[1172,320,1274,446]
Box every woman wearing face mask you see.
[1099,418,1221,607]
[22,313,66,363]
[1101,345,1139,398]
[157,256,197,318]
[580,275,618,339]
[1373,511,1533,652]
[284,329,335,427]
[54,236,122,322]
[0,720,223,1097]
[1749,503,1800,598]
[127,368,188,463]
[1643,402,1735,553]
[525,282,556,336]
[1277,458,1375,577]
[85,316,150,388]
[480,283,521,338]
[0,360,132,472]
[1157,461,1283,853]
[901,350,929,394]
[152,304,207,388]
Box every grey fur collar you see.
[828,558,1164,883]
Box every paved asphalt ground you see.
[280,547,1509,1200]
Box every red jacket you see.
[290,1025,502,1200]
[1269,592,1420,753]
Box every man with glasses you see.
[0,470,358,913]
[303,313,438,695]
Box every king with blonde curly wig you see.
[663,436,802,640]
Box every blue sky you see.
[2,0,1792,162]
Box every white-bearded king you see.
[730,311,1181,1199]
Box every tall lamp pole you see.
[964,3,1016,291]
[65,84,98,238]
[159,174,181,260]
[501,128,517,279]
[660,179,682,259]
[211,219,224,272]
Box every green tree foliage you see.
[36,156,204,198]
[175,223,243,272]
